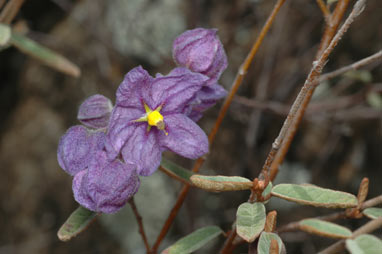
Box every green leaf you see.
[299,218,352,239]
[57,206,98,241]
[271,184,358,208]
[161,226,223,254]
[160,158,194,184]
[346,234,382,254]
[363,207,382,220]
[190,174,253,192]
[236,202,266,242]
[10,32,81,77]
[367,92,382,110]
[257,232,285,254]
[262,181,273,200]
[0,24,11,47]
[344,70,372,83]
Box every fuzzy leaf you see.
[161,226,223,254]
[299,218,352,239]
[190,174,253,192]
[160,158,193,184]
[10,32,80,77]
[271,184,358,208]
[57,206,98,241]
[236,202,266,242]
[346,234,382,254]
[0,24,11,46]
[257,232,285,254]
[363,207,382,220]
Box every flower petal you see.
[149,67,208,113]
[57,125,105,176]
[173,28,228,80]
[77,94,113,129]
[73,152,140,213]
[121,125,162,176]
[107,106,144,157]
[159,114,208,159]
[116,66,152,108]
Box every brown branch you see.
[150,1,287,253]
[0,0,24,24]
[158,166,191,186]
[152,0,285,253]
[277,195,382,234]
[316,0,331,22]
[0,0,7,10]
[318,217,382,254]
[267,0,367,181]
[220,228,237,254]
[128,198,151,253]
[319,50,382,82]
[316,0,350,58]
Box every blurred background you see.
[0,0,381,253]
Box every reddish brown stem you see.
[268,0,366,181]
[128,198,151,253]
[0,0,24,24]
[220,229,238,254]
[316,0,331,22]
[150,1,287,252]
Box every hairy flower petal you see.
[57,125,105,176]
[148,67,208,113]
[107,106,143,157]
[159,114,208,159]
[121,125,162,176]
[116,66,152,108]
[173,28,227,81]
[77,94,113,129]
[73,152,140,213]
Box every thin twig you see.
[316,0,331,22]
[318,217,382,254]
[220,228,237,254]
[0,0,7,10]
[0,0,24,24]
[277,195,382,233]
[158,166,191,186]
[268,0,367,181]
[319,50,382,82]
[128,198,151,253]
[150,0,287,252]
[316,0,350,58]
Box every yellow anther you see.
[148,111,164,127]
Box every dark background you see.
[0,0,381,253]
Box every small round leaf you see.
[299,218,352,239]
[271,184,358,208]
[236,202,266,242]
[258,232,286,254]
[363,207,382,220]
[346,234,382,254]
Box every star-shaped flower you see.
[107,66,209,176]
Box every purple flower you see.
[77,94,113,129]
[108,66,209,176]
[172,28,228,120]
[173,28,227,83]
[73,151,140,213]
[58,95,140,213]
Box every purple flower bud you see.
[77,94,113,129]
[57,125,105,176]
[73,151,140,213]
[173,28,228,83]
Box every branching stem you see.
[150,0,287,252]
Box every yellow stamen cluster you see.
[134,103,168,135]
